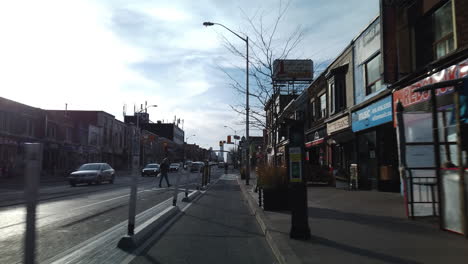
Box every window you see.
[329,82,335,114]
[365,53,382,95]
[319,94,327,119]
[310,99,315,121]
[433,1,454,59]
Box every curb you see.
[237,177,302,264]
[118,189,202,250]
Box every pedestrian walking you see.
[159,157,171,188]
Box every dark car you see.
[68,163,115,187]
[141,163,160,177]
[190,162,204,173]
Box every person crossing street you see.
[159,157,171,188]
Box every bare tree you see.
[215,0,305,130]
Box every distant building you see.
[141,122,184,145]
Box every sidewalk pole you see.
[287,120,311,240]
[127,155,139,236]
[173,170,181,206]
[23,143,43,264]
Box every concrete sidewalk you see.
[130,174,277,264]
[240,172,468,264]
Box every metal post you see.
[428,89,443,229]
[173,170,181,206]
[127,116,139,236]
[246,36,250,186]
[395,101,409,217]
[24,143,42,264]
[454,91,467,236]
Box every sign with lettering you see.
[289,147,302,182]
[273,59,314,81]
[327,115,350,135]
[352,95,393,132]
[392,58,468,127]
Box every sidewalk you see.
[240,172,468,264]
[130,174,277,264]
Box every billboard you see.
[273,59,313,81]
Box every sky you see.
[0,0,379,150]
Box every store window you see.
[433,1,454,59]
[319,93,327,119]
[365,53,382,95]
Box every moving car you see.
[169,163,180,172]
[190,161,205,173]
[218,162,225,168]
[141,163,160,177]
[68,163,115,187]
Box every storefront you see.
[305,126,330,184]
[326,114,355,187]
[352,95,399,191]
[393,58,468,233]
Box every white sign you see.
[327,116,350,135]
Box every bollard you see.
[127,155,139,236]
[23,143,43,264]
[172,170,181,206]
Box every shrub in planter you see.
[240,167,246,179]
[257,165,289,211]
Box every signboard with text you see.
[352,95,393,132]
[273,59,313,81]
[392,58,468,127]
[327,115,350,135]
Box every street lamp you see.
[224,125,238,168]
[127,104,157,238]
[204,21,250,185]
[186,134,196,142]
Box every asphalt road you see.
[0,168,221,264]
[130,174,277,264]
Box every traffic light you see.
[227,135,232,144]
[163,142,168,153]
[219,140,223,146]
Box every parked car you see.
[218,162,225,168]
[141,163,160,177]
[190,162,205,172]
[68,163,115,187]
[169,163,180,172]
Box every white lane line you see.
[69,187,162,211]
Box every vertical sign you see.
[289,147,302,182]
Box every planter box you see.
[262,187,289,211]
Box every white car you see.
[169,163,180,172]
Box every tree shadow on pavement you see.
[306,234,422,264]
[190,200,252,216]
[308,207,438,236]
[183,213,264,237]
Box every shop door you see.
[358,131,378,189]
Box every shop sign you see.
[393,58,468,127]
[352,95,393,132]
[327,115,350,135]
[305,128,326,147]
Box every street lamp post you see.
[224,125,238,168]
[204,21,250,185]
[127,104,157,237]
